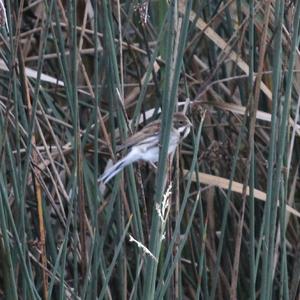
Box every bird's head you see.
[173,112,192,139]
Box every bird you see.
[99,112,192,184]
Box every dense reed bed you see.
[0,1,299,299]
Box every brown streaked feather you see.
[117,112,191,151]
[117,119,161,151]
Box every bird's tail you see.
[99,157,129,184]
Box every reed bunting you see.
[99,112,192,184]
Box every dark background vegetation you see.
[0,0,299,299]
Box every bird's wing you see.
[117,120,161,151]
